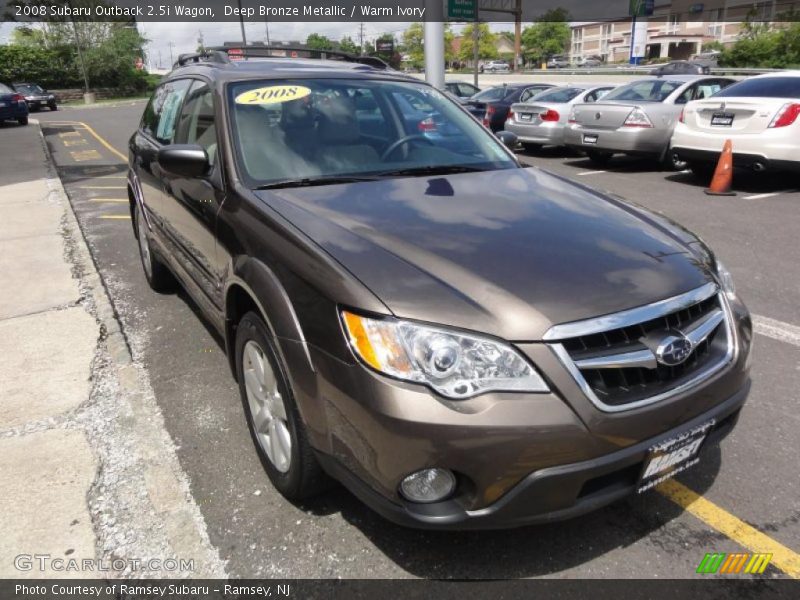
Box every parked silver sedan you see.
[506,84,617,151]
[564,75,735,169]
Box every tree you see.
[720,21,800,68]
[402,22,424,68]
[338,35,359,55]
[305,33,334,51]
[458,23,498,64]
[401,23,455,68]
[521,8,571,64]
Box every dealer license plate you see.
[519,113,532,121]
[637,419,715,493]
[583,134,598,144]
[711,112,735,126]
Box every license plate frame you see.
[637,419,715,493]
[711,112,735,127]
[583,134,599,144]
[519,113,532,121]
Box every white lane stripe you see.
[753,314,800,347]
[743,192,780,200]
[577,170,607,176]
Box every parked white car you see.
[671,71,800,176]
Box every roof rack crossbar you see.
[206,46,390,70]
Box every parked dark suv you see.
[128,47,752,529]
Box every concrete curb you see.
[34,121,227,578]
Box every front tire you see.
[18,116,28,126]
[134,202,174,292]
[49,103,58,111]
[235,312,328,500]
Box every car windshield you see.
[529,87,584,103]
[0,83,14,94]
[601,80,682,103]
[713,77,800,99]
[471,87,509,102]
[15,84,41,94]
[228,78,517,187]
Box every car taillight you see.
[568,108,578,124]
[540,109,559,122]
[678,108,685,123]
[11,94,24,104]
[768,103,800,128]
[483,105,495,127]
[622,107,654,128]
[417,117,437,132]
[506,110,514,122]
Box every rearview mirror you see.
[496,131,518,149]
[157,145,209,178]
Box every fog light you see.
[399,468,456,503]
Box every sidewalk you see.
[0,123,225,578]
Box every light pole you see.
[423,0,445,89]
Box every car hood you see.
[258,168,714,341]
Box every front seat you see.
[314,96,380,173]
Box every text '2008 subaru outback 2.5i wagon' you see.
[127,47,752,529]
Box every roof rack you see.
[206,45,390,70]
[176,50,230,67]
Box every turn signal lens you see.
[341,310,549,399]
[768,103,800,128]
[622,107,654,128]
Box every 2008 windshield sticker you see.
[235,85,311,105]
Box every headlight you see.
[341,310,549,399]
[715,260,736,299]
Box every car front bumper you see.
[293,299,752,529]
[564,125,670,156]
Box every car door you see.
[160,78,225,309]
[132,79,191,232]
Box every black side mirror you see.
[157,144,209,178]
[496,131,518,148]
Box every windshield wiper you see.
[376,165,489,178]
[254,175,381,190]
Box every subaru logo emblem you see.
[656,333,694,366]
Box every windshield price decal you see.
[235,85,311,105]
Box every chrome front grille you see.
[547,283,736,412]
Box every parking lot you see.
[21,98,800,580]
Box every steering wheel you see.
[381,134,435,161]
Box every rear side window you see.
[0,83,13,93]
[585,87,614,102]
[141,79,192,144]
[714,77,800,99]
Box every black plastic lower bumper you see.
[316,380,750,530]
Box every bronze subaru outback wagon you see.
[127,47,752,529]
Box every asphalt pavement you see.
[28,101,800,580]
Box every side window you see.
[141,85,167,138]
[675,84,697,105]
[519,88,539,102]
[174,80,217,166]
[695,81,722,100]
[154,79,192,145]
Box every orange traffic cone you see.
[704,139,736,196]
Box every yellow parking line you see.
[76,121,127,162]
[89,199,127,203]
[658,479,800,578]
[99,215,131,220]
